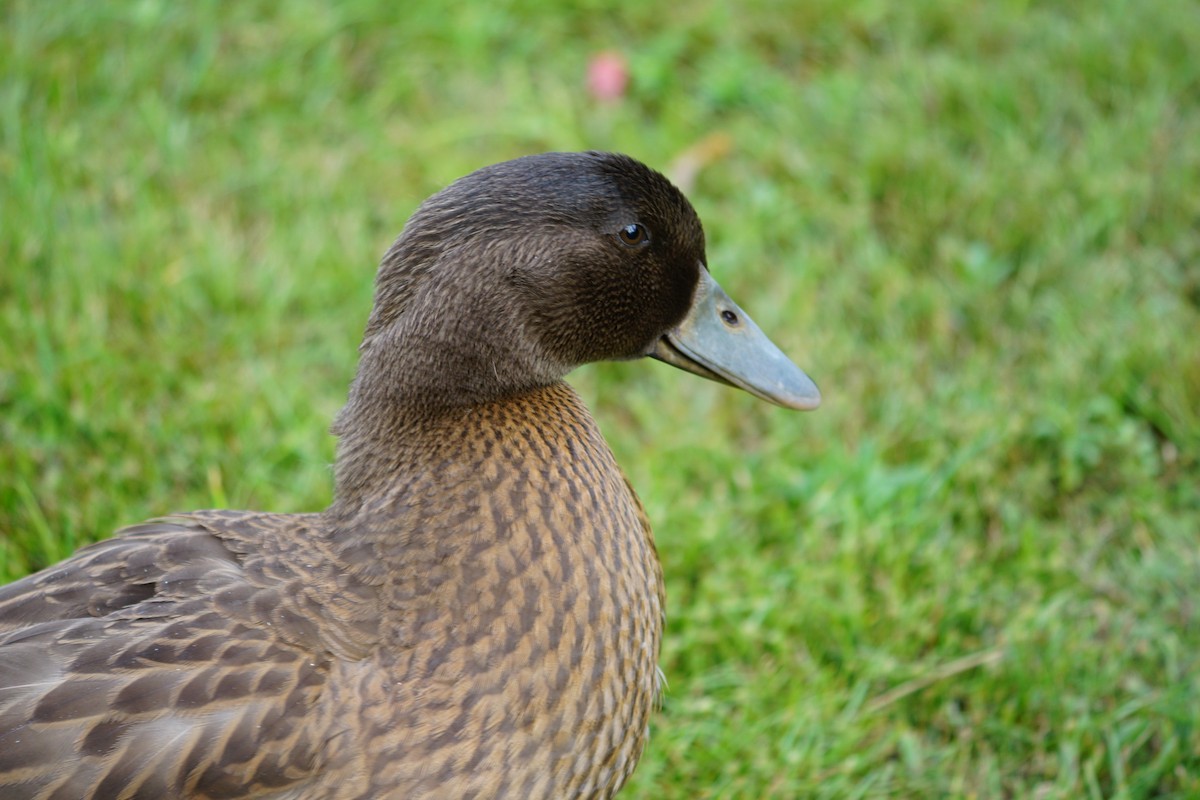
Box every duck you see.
[0,151,820,800]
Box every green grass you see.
[2,1,1198,797]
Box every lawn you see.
[2,1,1198,797]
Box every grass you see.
[2,1,1198,797]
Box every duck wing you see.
[0,512,377,799]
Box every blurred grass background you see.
[2,1,1198,797]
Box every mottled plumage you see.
[0,152,818,799]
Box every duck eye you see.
[617,223,649,247]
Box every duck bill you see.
[649,269,821,411]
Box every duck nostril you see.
[720,309,740,326]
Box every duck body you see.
[0,152,818,798]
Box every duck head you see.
[342,151,820,415]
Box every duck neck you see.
[322,382,653,599]
[326,380,580,522]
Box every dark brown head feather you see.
[339,152,704,412]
